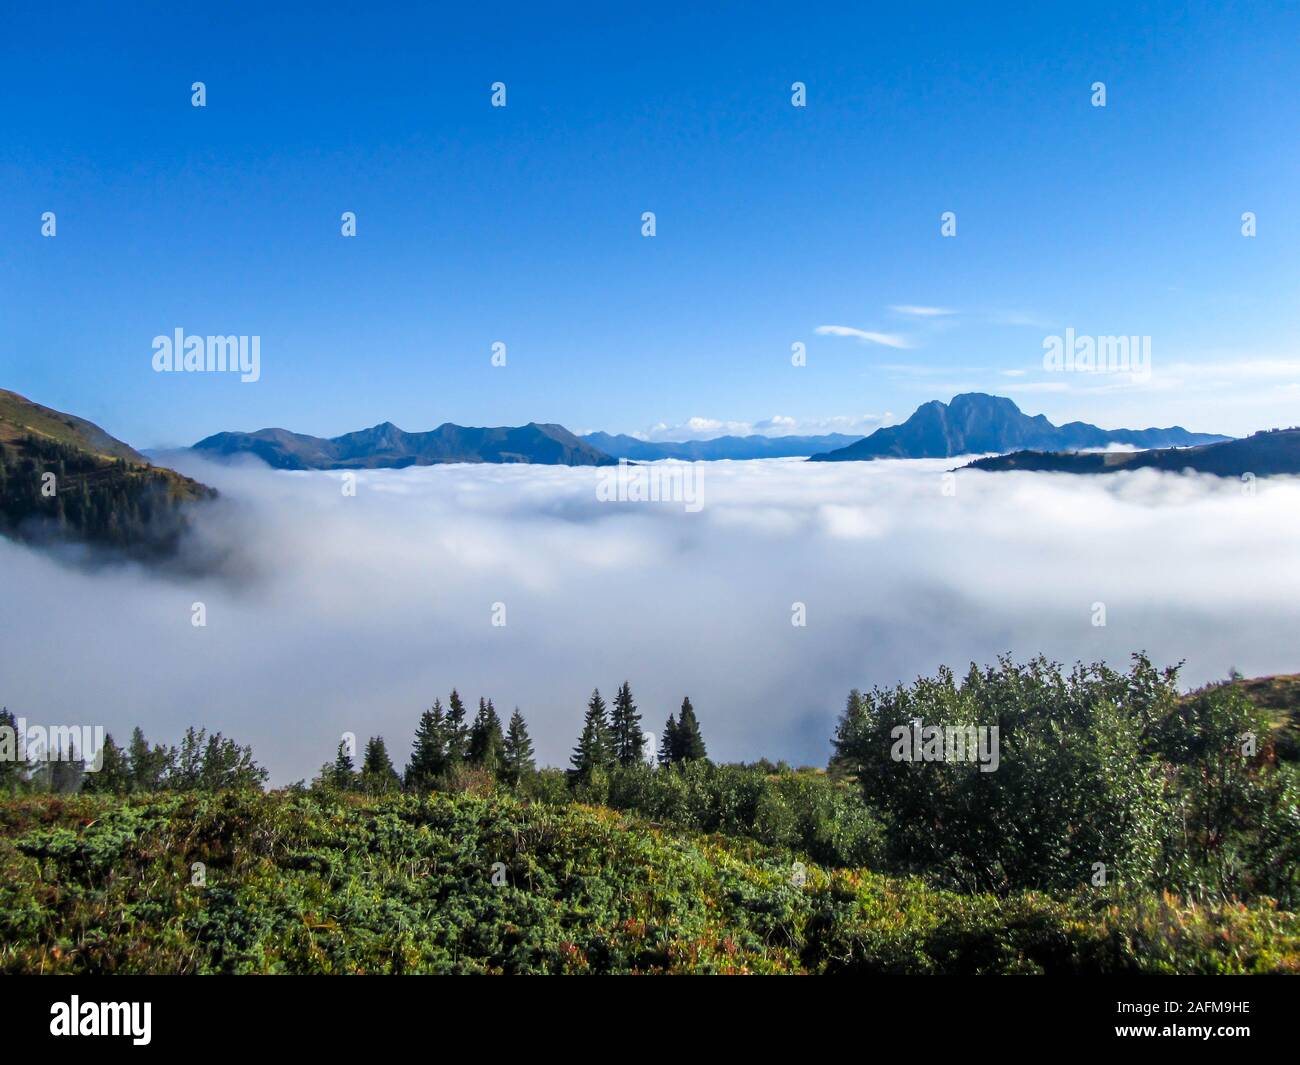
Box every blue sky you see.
[2,0,1298,446]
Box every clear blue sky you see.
[2,0,1297,446]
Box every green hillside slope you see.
[0,389,214,556]
[1,790,1296,974]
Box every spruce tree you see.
[675,697,707,762]
[468,698,505,775]
[406,700,447,790]
[444,690,469,766]
[569,689,612,780]
[830,689,867,777]
[502,708,535,786]
[609,681,644,768]
[658,714,679,767]
[360,736,400,793]
[81,733,131,794]
[127,726,173,792]
[330,739,357,790]
[0,707,23,792]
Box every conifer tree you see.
[468,698,505,775]
[444,690,469,766]
[0,707,23,792]
[330,739,357,790]
[569,689,612,780]
[406,700,447,790]
[81,733,131,794]
[609,681,645,768]
[127,726,173,792]
[675,697,707,762]
[360,736,400,793]
[502,708,535,786]
[658,714,679,767]
[830,689,867,777]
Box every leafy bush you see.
[832,654,1299,905]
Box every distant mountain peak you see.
[808,393,1229,461]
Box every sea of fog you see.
[3,456,1299,784]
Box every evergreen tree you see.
[81,733,131,794]
[569,689,612,781]
[167,727,267,792]
[127,726,173,792]
[468,698,505,775]
[444,690,469,766]
[609,681,645,768]
[0,707,24,793]
[658,714,679,767]
[360,736,400,794]
[829,689,867,777]
[330,738,357,790]
[675,697,707,762]
[502,708,535,786]
[405,700,447,790]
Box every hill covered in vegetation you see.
[3,789,1297,975]
[2,655,1297,974]
[961,428,1300,477]
[0,389,214,557]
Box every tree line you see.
[0,710,267,795]
[320,682,709,795]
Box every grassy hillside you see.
[1,789,1296,975]
[0,389,147,462]
[0,389,214,556]
[1204,673,1300,762]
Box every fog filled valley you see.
[3,454,1298,785]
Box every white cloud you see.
[889,305,954,318]
[638,412,889,441]
[4,457,1299,784]
[815,324,912,348]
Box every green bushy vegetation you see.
[832,654,1300,908]
[1,789,1296,974]
[2,655,1297,973]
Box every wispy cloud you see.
[639,413,890,441]
[815,325,912,348]
[889,305,954,318]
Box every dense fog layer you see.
[3,455,1297,783]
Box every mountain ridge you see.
[193,421,617,468]
[808,393,1229,461]
[0,389,215,557]
[960,428,1300,477]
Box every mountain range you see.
[192,422,616,469]
[807,393,1229,461]
[189,394,1230,469]
[961,429,1300,477]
